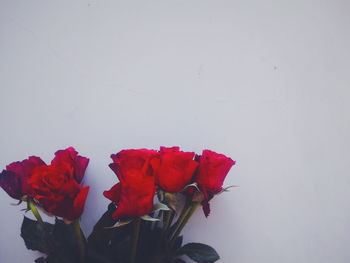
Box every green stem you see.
[170,202,200,242]
[153,210,163,230]
[168,210,176,230]
[145,211,155,229]
[153,209,175,263]
[169,201,191,241]
[28,199,44,225]
[162,210,174,235]
[73,219,85,263]
[28,199,54,252]
[130,218,141,263]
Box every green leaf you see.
[36,255,65,263]
[86,249,116,263]
[141,215,160,222]
[52,218,80,249]
[51,218,80,263]
[87,202,116,251]
[182,183,199,192]
[217,185,239,195]
[104,219,132,229]
[173,235,183,250]
[20,216,53,254]
[20,216,82,263]
[154,203,171,212]
[11,199,23,206]
[164,192,177,211]
[35,257,47,263]
[177,243,220,263]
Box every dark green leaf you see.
[35,257,47,263]
[87,203,116,251]
[53,218,80,249]
[20,216,53,254]
[87,203,133,263]
[177,243,220,263]
[21,216,85,263]
[86,249,115,263]
[40,255,66,263]
[173,235,183,250]
[51,218,80,263]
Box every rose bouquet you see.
[0,146,235,263]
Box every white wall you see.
[0,1,349,262]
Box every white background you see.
[0,1,349,262]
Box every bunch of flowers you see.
[0,146,235,263]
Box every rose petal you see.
[103,183,121,203]
[6,156,46,177]
[71,186,90,220]
[0,170,23,199]
[52,147,89,183]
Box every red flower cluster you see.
[104,147,235,220]
[0,146,235,263]
[0,146,235,221]
[0,147,89,220]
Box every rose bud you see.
[195,150,235,216]
[104,149,158,220]
[151,146,198,193]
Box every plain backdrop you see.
[0,1,349,262]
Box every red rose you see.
[0,148,89,220]
[27,147,89,220]
[194,150,235,217]
[104,149,158,220]
[151,146,198,192]
[0,156,45,199]
[28,165,89,221]
[196,150,235,196]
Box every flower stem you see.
[153,210,163,230]
[170,202,200,242]
[169,201,190,240]
[130,218,141,263]
[28,199,54,252]
[28,199,44,225]
[153,209,175,263]
[73,219,85,263]
[162,209,174,235]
